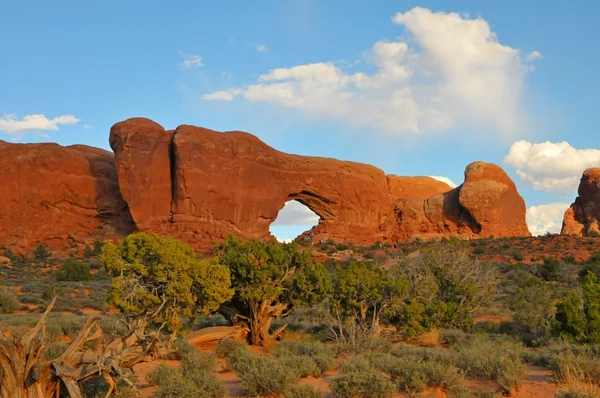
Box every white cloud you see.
[256,44,268,52]
[0,114,80,134]
[84,124,92,129]
[526,50,543,62]
[526,202,571,236]
[271,201,320,227]
[504,140,600,192]
[202,89,240,101]
[179,53,203,69]
[428,175,457,188]
[204,7,536,135]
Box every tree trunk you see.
[249,313,274,346]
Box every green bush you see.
[215,337,246,358]
[0,285,18,314]
[44,342,68,360]
[33,243,51,262]
[42,286,64,300]
[227,349,299,396]
[148,340,225,398]
[54,258,93,282]
[339,354,377,374]
[273,340,335,374]
[440,329,469,346]
[331,371,395,398]
[147,365,203,398]
[452,335,525,394]
[376,353,462,393]
[549,350,600,386]
[507,271,554,345]
[283,384,326,398]
[538,257,564,281]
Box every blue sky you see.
[2,1,599,241]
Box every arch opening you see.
[269,200,320,243]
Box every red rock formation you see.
[561,168,600,236]
[110,119,530,250]
[395,162,530,241]
[0,140,134,252]
[109,118,173,231]
[0,118,531,253]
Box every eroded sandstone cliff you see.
[0,140,134,251]
[0,118,531,252]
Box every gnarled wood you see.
[0,299,175,397]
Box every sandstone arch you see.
[108,118,530,251]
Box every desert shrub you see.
[452,335,525,394]
[339,354,377,374]
[273,340,335,374]
[549,350,600,386]
[42,286,64,300]
[33,243,51,262]
[83,241,104,259]
[0,285,18,314]
[215,337,246,358]
[390,242,498,336]
[507,270,554,345]
[147,365,203,398]
[555,387,598,398]
[511,250,525,261]
[447,385,501,397]
[474,321,500,334]
[329,260,407,349]
[555,290,587,342]
[331,370,395,398]
[539,257,565,281]
[440,329,469,346]
[283,384,326,398]
[555,272,600,344]
[374,352,462,394]
[44,342,68,360]
[278,355,321,378]
[54,258,93,282]
[227,349,299,396]
[148,340,225,398]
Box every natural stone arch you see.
[106,118,531,252]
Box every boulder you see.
[395,162,530,240]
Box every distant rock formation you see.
[562,168,600,236]
[0,118,531,253]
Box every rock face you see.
[0,118,531,253]
[561,168,600,236]
[109,119,530,249]
[0,140,134,252]
[394,162,530,241]
[109,118,173,231]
